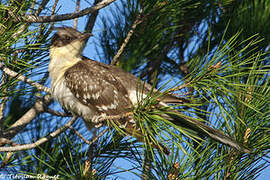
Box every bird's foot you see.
[92,112,133,128]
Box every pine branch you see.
[0,73,8,129]
[142,150,153,179]
[0,95,52,146]
[0,116,77,152]
[35,0,50,16]
[110,8,144,65]
[0,62,50,93]
[73,0,80,29]
[69,126,92,145]
[89,128,108,145]
[18,0,116,23]
[47,0,60,32]
[45,108,71,117]
[84,0,102,33]
[12,0,51,39]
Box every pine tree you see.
[0,0,269,179]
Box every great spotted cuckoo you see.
[48,27,249,153]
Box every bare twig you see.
[110,8,144,65]
[51,0,59,14]
[12,0,51,39]
[168,162,180,180]
[0,116,77,152]
[35,0,50,16]
[168,82,191,93]
[86,128,97,177]
[83,128,108,178]
[74,0,81,29]
[89,128,108,145]
[0,138,18,146]
[0,63,50,93]
[45,108,71,117]
[11,18,28,39]
[0,73,8,128]
[69,126,91,144]
[169,62,223,94]
[69,126,108,147]
[47,0,60,37]
[84,0,102,33]
[0,95,52,146]
[20,0,116,23]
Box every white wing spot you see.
[89,85,94,91]
[92,92,100,100]
[129,119,136,124]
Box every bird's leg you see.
[92,112,133,128]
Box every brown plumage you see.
[49,27,250,154]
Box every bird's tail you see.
[113,106,250,154]
[166,111,250,153]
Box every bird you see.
[48,26,250,154]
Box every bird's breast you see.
[50,77,96,122]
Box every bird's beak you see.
[80,33,93,40]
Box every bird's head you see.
[50,27,92,58]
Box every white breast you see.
[49,52,96,128]
[51,77,96,121]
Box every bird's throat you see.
[49,47,82,84]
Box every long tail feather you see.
[166,111,250,153]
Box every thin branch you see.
[45,108,71,117]
[69,126,91,144]
[12,0,51,39]
[0,63,50,93]
[110,8,144,65]
[84,0,102,33]
[168,162,180,180]
[20,0,116,23]
[69,126,108,145]
[89,128,108,145]
[86,128,97,177]
[0,95,52,146]
[82,128,108,178]
[0,138,18,146]
[73,0,81,29]
[0,116,77,152]
[51,0,59,14]
[168,81,191,93]
[168,62,223,93]
[35,0,50,16]
[0,73,8,129]
[12,24,28,39]
[48,0,60,36]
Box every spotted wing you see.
[64,60,132,116]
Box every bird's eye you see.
[65,36,71,41]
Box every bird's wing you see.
[64,60,132,116]
[65,58,249,153]
[81,57,189,105]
